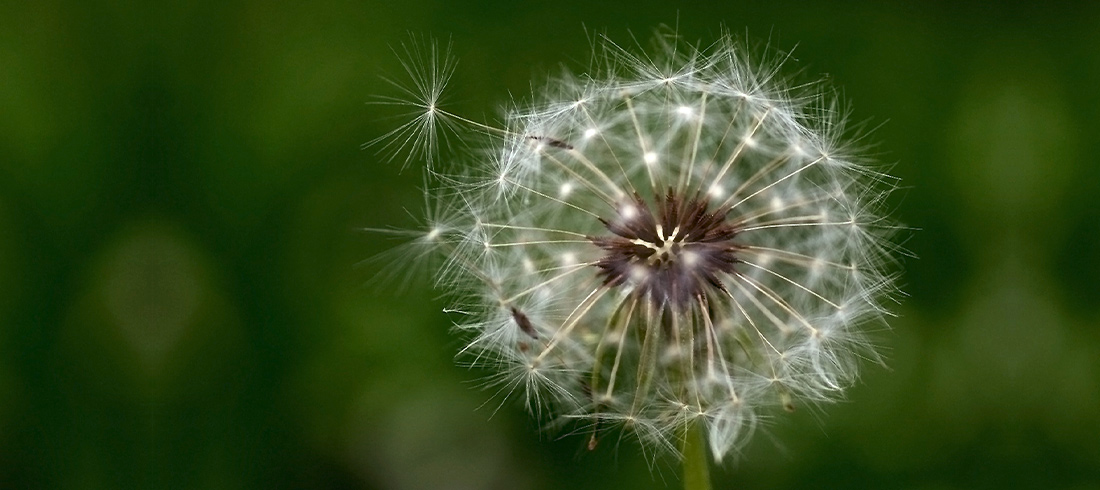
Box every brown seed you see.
[511,306,539,339]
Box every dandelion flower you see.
[373,29,901,472]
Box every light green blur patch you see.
[61,220,239,388]
[99,224,206,372]
[948,38,1076,240]
[42,219,245,486]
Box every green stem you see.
[681,422,712,490]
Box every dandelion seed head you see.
[376,28,902,462]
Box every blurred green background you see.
[2,0,1099,488]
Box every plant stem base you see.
[682,422,712,490]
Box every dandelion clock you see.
[370,29,903,489]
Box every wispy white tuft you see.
[366,35,461,169]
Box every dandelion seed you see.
[373,28,902,468]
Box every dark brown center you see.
[590,190,742,308]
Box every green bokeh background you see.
[2,1,1099,488]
